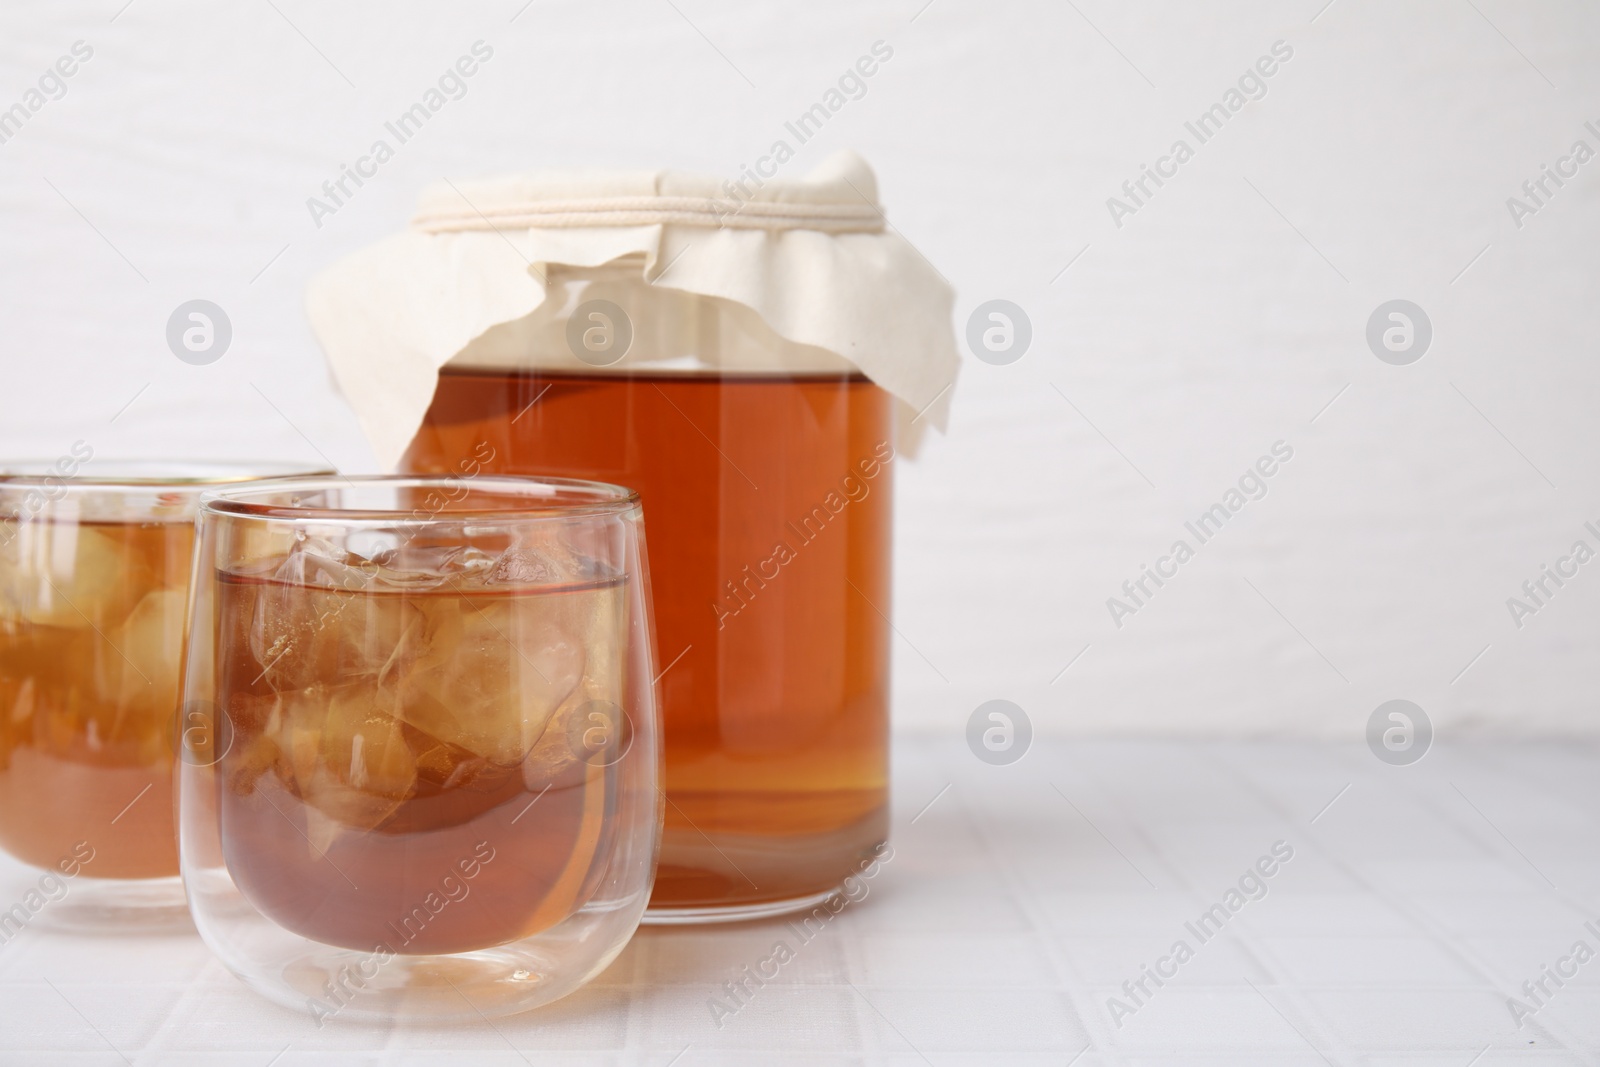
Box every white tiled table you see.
[1,736,1596,1065]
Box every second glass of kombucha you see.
[0,460,328,929]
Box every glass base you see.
[216,908,639,1024]
[32,874,192,935]
[642,886,845,925]
[185,861,650,1024]
[258,943,582,1024]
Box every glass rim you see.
[0,459,333,489]
[197,474,641,524]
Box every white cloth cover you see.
[305,151,960,468]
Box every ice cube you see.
[327,690,416,799]
[99,587,185,742]
[308,688,417,850]
[246,576,332,691]
[244,542,357,690]
[238,685,417,851]
[519,692,591,790]
[249,564,450,693]
[487,547,564,587]
[399,598,584,766]
[0,523,149,630]
[371,544,497,589]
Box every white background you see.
[1,0,1597,738]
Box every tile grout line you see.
[1195,742,1413,1067]
[1395,745,1600,1065]
[914,734,1128,1064]
[1088,740,1349,1063]
[1207,742,1591,1062]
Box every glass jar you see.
[404,263,893,920]
[306,153,960,922]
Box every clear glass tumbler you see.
[178,475,660,1022]
[0,459,327,931]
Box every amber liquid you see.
[0,520,191,879]
[405,369,892,911]
[214,564,625,954]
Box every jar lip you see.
[198,474,641,524]
[0,460,333,489]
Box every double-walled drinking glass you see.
[0,460,327,929]
[178,475,660,1021]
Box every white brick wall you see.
[1,0,1596,735]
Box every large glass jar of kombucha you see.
[308,153,958,920]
